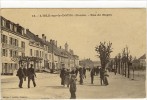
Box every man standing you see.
[60,67,66,86]
[79,67,83,85]
[83,67,86,79]
[90,67,95,84]
[69,74,77,99]
[16,65,25,88]
[99,67,105,85]
[27,64,36,88]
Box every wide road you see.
[1,70,146,99]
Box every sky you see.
[1,9,146,61]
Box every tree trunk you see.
[125,62,127,77]
[127,63,130,78]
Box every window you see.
[10,23,14,31]
[14,25,17,32]
[21,41,25,48]
[17,26,22,34]
[36,50,39,57]
[1,34,7,43]
[15,39,18,46]
[9,37,18,46]
[6,21,10,29]
[30,49,32,56]
[13,51,18,57]
[1,19,6,27]
[40,51,41,57]
[10,50,13,57]
[2,49,8,57]
[9,37,13,45]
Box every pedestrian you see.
[99,67,105,85]
[79,67,83,85]
[90,67,95,84]
[60,67,66,86]
[104,70,109,86]
[83,67,86,79]
[69,74,77,99]
[23,65,27,81]
[16,65,25,88]
[75,67,79,77]
[27,64,36,88]
[65,69,70,87]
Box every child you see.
[69,74,77,99]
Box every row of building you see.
[0,16,79,75]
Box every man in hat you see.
[16,65,25,88]
[69,74,77,99]
[27,64,36,88]
[79,66,83,85]
[90,67,95,84]
[60,65,66,86]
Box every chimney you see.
[36,35,38,37]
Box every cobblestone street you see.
[1,71,146,99]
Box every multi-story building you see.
[1,16,79,75]
[1,16,29,75]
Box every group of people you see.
[59,66,109,99]
[60,67,77,99]
[16,64,36,88]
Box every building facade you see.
[1,16,79,75]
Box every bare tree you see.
[95,42,113,69]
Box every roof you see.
[1,16,29,39]
[139,54,146,60]
[26,29,45,47]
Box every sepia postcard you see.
[0,8,146,99]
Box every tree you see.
[95,42,113,69]
[117,53,121,74]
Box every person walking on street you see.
[23,65,27,81]
[16,65,25,88]
[79,67,83,85]
[104,70,109,86]
[27,64,36,88]
[69,74,77,99]
[99,67,105,85]
[75,67,79,77]
[83,67,86,79]
[60,67,66,86]
[65,69,70,87]
[90,67,95,84]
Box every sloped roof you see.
[139,54,146,60]
[26,30,45,47]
